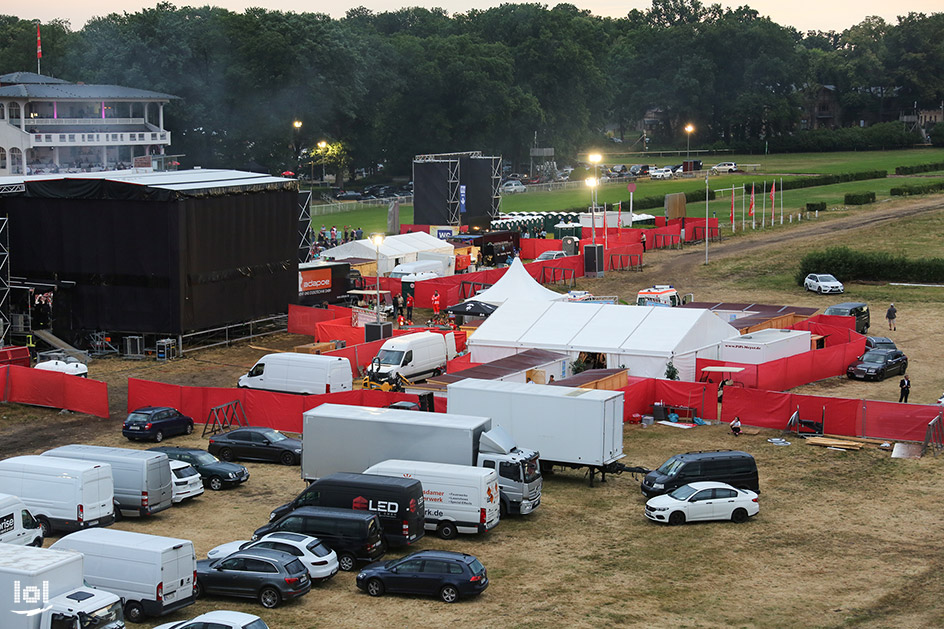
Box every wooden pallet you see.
[805,437,863,450]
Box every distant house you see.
[0,71,178,176]
[799,85,842,131]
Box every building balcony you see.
[27,129,170,148]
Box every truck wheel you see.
[208,476,224,491]
[124,601,145,623]
[440,584,459,603]
[219,447,234,462]
[280,451,296,466]
[366,578,385,597]
[36,516,51,538]
[437,522,457,540]
[259,586,281,609]
[338,552,356,572]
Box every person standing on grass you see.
[641,232,647,252]
[886,303,897,331]
[406,293,414,320]
[899,375,911,403]
[731,416,742,437]
[432,291,441,316]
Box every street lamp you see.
[370,232,384,323]
[585,177,598,244]
[292,120,303,170]
[685,124,694,160]
[317,140,327,183]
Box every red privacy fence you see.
[619,377,718,422]
[1,365,109,418]
[721,387,942,442]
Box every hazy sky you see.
[14,0,942,34]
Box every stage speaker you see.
[365,321,393,342]
[584,244,604,278]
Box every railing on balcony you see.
[29,131,170,147]
[24,117,145,126]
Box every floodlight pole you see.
[705,172,709,265]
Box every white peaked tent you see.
[466,300,740,381]
[470,258,568,306]
[322,232,453,274]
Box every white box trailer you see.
[51,528,196,623]
[447,379,627,484]
[0,542,124,629]
[719,328,811,364]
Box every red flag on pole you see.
[748,184,755,217]
[769,180,775,203]
[730,187,735,224]
[37,25,42,59]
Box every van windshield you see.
[377,349,404,366]
[657,457,684,476]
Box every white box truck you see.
[447,379,633,484]
[365,331,457,385]
[302,404,542,515]
[0,456,115,536]
[0,493,43,547]
[51,528,196,623]
[0,542,124,629]
[364,460,500,539]
[238,353,353,394]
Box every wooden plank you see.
[821,434,891,446]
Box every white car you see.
[208,532,339,581]
[34,358,88,377]
[804,273,844,294]
[649,167,673,180]
[535,250,567,261]
[501,180,527,194]
[645,481,758,525]
[711,162,738,173]
[154,610,268,629]
[170,459,204,503]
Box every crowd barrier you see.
[1,365,109,418]
[721,387,942,442]
[619,377,718,421]
[127,379,448,433]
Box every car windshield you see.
[259,429,288,443]
[819,275,838,282]
[377,349,404,366]
[667,485,698,501]
[656,457,684,475]
[192,451,220,464]
[861,351,887,364]
[126,412,150,423]
[469,558,486,576]
[244,620,269,629]
[172,465,197,479]
[306,541,332,557]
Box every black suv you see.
[641,450,759,497]
[195,548,311,609]
[148,446,249,490]
[356,550,488,603]
[824,302,870,334]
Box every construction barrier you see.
[1,365,109,418]
[618,377,718,422]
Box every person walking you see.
[886,303,897,331]
[730,416,742,437]
[406,294,414,320]
[899,375,911,403]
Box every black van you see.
[641,450,759,497]
[253,506,385,571]
[268,473,425,548]
[824,302,870,334]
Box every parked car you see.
[804,273,844,294]
[122,406,194,442]
[170,460,204,503]
[649,167,673,180]
[846,349,908,381]
[154,611,269,629]
[824,301,870,334]
[149,446,249,490]
[535,250,567,261]
[356,550,488,603]
[644,481,759,525]
[711,162,738,173]
[208,427,302,466]
[500,180,527,194]
[334,191,363,201]
[195,548,311,609]
[865,336,897,351]
[629,164,649,176]
[208,532,338,582]
[641,450,758,497]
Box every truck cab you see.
[637,285,688,307]
[475,427,542,516]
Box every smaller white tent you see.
[469,258,568,306]
[322,232,453,274]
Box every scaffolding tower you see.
[414,151,501,227]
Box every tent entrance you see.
[577,351,607,371]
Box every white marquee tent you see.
[322,232,453,274]
[469,258,568,306]
[467,300,740,381]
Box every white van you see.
[51,528,197,623]
[238,353,352,395]
[364,460,500,539]
[0,493,43,547]
[368,331,457,384]
[389,259,444,279]
[0,455,114,536]
[42,445,173,518]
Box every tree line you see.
[1,1,942,176]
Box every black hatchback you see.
[207,426,302,466]
[847,349,908,381]
[122,406,194,442]
[356,550,488,603]
[195,548,311,609]
[148,446,249,490]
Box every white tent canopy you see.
[469,258,568,306]
[467,301,740,381]
[322,232,453,274]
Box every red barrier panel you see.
[620,377,656,420]
[520,238,563,259]
[288,304,350,336]
[316,318,364,346]
[654,379,718,420]
[862,401,939,442]
[720,387,794,429]
[4,365,110,418]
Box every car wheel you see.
[37,516,51,538]
[219,447,234,462]
[731,508,749,524]
[818,287,824,294]
[258,586,281,609]
[901,363,908,375]
[668,511,686,526]
[367,578,385,597]
[208,476,223,491]
[280,451,296,466]
[124,601,145,623]
[193,579,202,599]
[440,584,459,603]
[438,522,457,540]
[154,431,163,443]
[338,552,356,572]
[186,422,194,435]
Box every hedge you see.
[895,161,944,175]
[796,246,944,284]
[708,122,922,154]
[779,170,886,192]
[844,191,875,205]
[890,182,944,196]
[562,188,716,214]
[806,202,826,212]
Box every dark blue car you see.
[355,550,487,603]
[123,406,194,442]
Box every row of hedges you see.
[895,161,944,175]
[844,192,876,205]
[806,202,826,212]
[563,188,716,214]
[780,170,887,192]
[890,182,944,196]
[706,123,923,154]
[796,246,944,284]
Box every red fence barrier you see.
[615,376,718,422]
[2,365,109,418]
